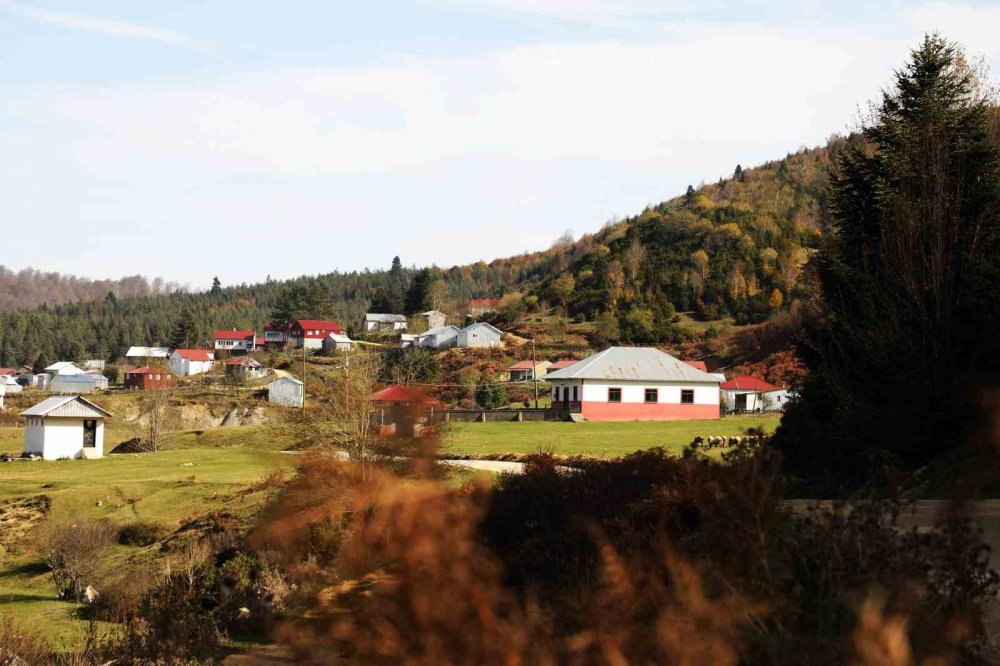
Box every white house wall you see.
[25,417,104,460]
[577,380,720,405]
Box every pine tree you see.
[684,185,696,205]
[777,35,1000,490]
[170,309,200,349]
[211,276,222,294]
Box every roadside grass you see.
[0,447,288,650]
[442,414,781,458]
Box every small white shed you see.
[322,333,354,354]
[457,322,503,348]
[21,395,111,460]
[268,376,304,408]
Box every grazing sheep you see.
[728,436,740,448]
[692,436,704,448]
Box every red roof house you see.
[720,375,779,392]
[370,384,442,406]
[291,320,343,349]
[124,366,175,391]
[213,329,257,353]
[550,359,579,370]
[683,360,709,372]
[468,298,499,315]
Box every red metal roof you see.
[509,360,545,370]
[293,320,343,338]
[175,349,214,362]
[683,360,709,372]
[550,359,578,369]
[126,366,173,375]
[0,367,14,376]
[214,329,256,340]
[264,322,292,331]
[720,375,779,391]
[255,336,265,346]
[370,384,441,405]
[469,298,499,309]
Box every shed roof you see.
[226,357,263,367]
[419,325,459,338]
[364,313,407,323]
[52,374,103,384]
[509,360,552,371]
[174,349,214,362]
[461,322,503,336]
[125,346,171,358]
[544,347,722,383]
[269,375,303,387]
[21,395,112,419]
[0,367,14,376]
[45,361,83,373]
[295,319,342,331]
[370,384,441,405]
[324,333,353,343]
[720,375,780,391]
[550,359,579,370]
[683,360,709,372]
[468,298,499,309]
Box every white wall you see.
[550,379,720,405]
[269,380,303,407]
[25,417,104,460]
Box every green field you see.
[443,414,781,458]
[0,446,288,649]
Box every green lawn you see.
[0,446,287,650]
[443,414,781,458]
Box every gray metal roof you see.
[269,376,303,386]
[419,325,459,337]
[126,346,171,358]
[21,395,112,418]
[543,347,722,383]
[461,322,502,335]
[364,313,407,322]
[52,374,104,384]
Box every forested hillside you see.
[0,267,181,311]
[0,139,842,367]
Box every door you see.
[562,385,569,410]
[734,394,747,412]
[83,420,97,448]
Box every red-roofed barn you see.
[124,366,175,391]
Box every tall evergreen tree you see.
[211,276,222,294]
[170,309,200,349]
[777,35,1000,491]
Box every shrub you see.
[0,612,51,664]
[35,518,118,601]
[117,521,167,546]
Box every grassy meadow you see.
[442,414,781,458]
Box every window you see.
[681,389,695,404]
[644,388,658,403]
[572,385,578,402]
[608,387,622,403]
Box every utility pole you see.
[531,338,539,410]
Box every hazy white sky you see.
[1,1,998,286]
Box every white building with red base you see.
[545,347,721,421]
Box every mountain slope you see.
[0,138,841,367]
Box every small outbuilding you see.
[363,314,408,332]
[415,325,459,349]
[21,395,112,460]
[50,374,108,394]
[322,333,354,354]
[225,357,267,382]
[3,375,23,395]
[720,376,791,413]
[124,366,175,391]
[457,322,503,348]
[268,375,304,408]
[508,360,553,381]
[421,310,447,330]
[170,349,216,376]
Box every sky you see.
[1,1,998,287]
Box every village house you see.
[415,325,460,350]
[50,374,108,394]
[322,333,354,354]
[126,346,171,362]
[263,322,291,348]
[545,347,722,422]
[421,310,447,330]
[30,373,51,390]
[507,360,553,381]
[363,313,408,332]
[457,321,503,348]
[370,384,442,436]
[468,298,499,318]
[720,375,792,413]
[45,361,86,376]
[83,359,106,372]
[21,395,111,460]
[268,375,303,408]
[124,367,175,391]
[290,319,343,349]
[170,349,216,376]
[213,329,258,354]
[225,357,267,382]
[3,374,23,395]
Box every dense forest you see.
[0,140,842,367]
